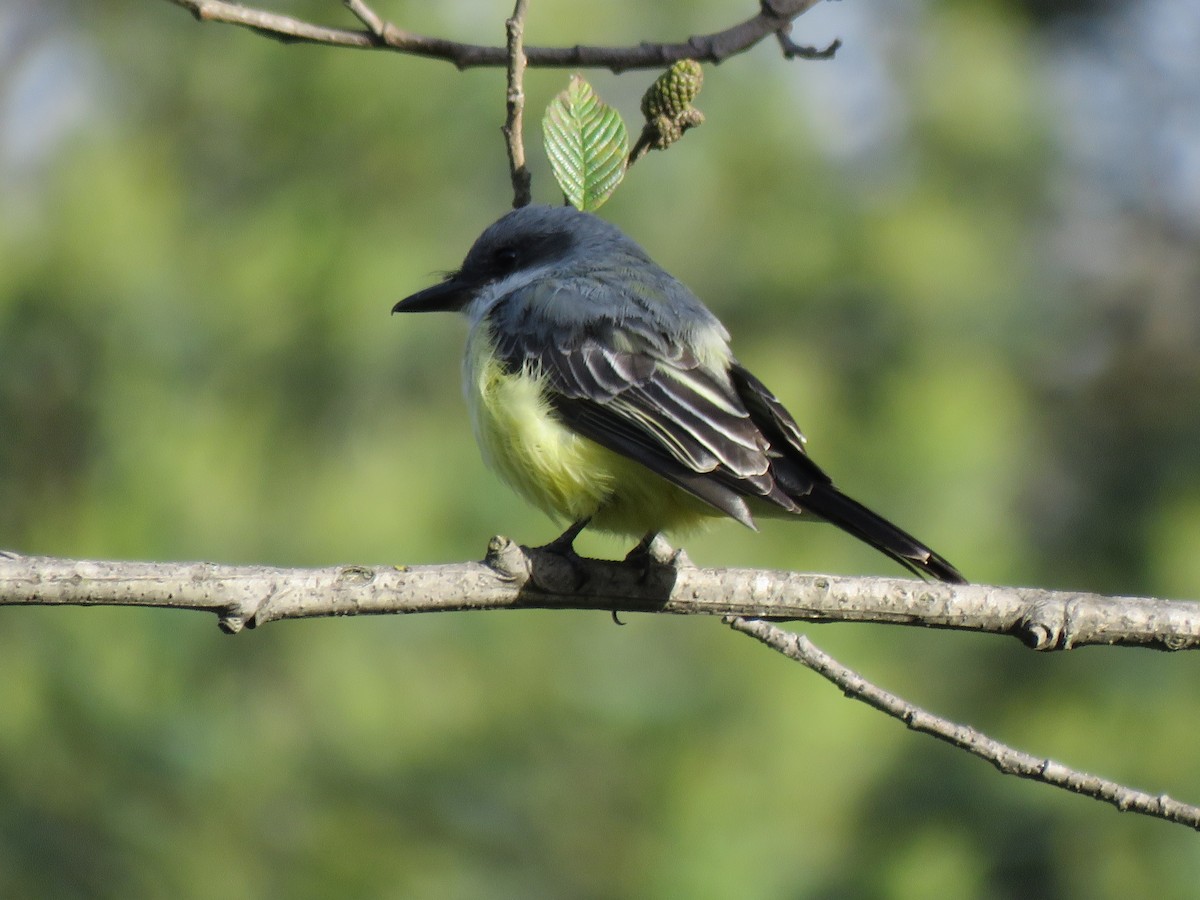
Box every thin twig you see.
[724,616,1200,830]
[1,541,1198,652]
[502,0,532,208]
[162,0,829,72]
[342,0,384,40]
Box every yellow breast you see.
[463,327,718,537]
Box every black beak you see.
[392,275,474,315]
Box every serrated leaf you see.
[542,75,629,212]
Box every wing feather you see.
[549,390,758,527]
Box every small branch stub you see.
[484,535,533,584]
[775,25,841,60]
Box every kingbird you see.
[393,204,965,583]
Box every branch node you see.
[759,0,787,18]
[633,534,675,567]
[337,564,376,585]
[343,0,385,41]
[218,613,247,634]
[1016,598,1067,650]
[484,535,532,584]
[775,26,841,61]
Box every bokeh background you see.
[3,0,1200,895]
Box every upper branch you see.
[1,539,1196,651]
[502,0,532,208]
[163,0,831,72]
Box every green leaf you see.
[542,75,629,212]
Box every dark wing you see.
[728,362,832,501]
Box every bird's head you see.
[392,204,647,320]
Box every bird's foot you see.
[623,532,686,583]
[534,518,591,590]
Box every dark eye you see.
[492,246,519,271]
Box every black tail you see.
[801,482,966,584]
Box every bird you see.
[392,204,965,584]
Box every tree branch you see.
[1,539,1197,651]
[502,0,532,208]
[161,0,831,72]
[725,617,1200,831]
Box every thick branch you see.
[1,541,1196,651]
[162,0,829,72]
[726,617,1200,830]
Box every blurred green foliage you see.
[3,0,1200,896]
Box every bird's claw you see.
[624,532,680,583]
